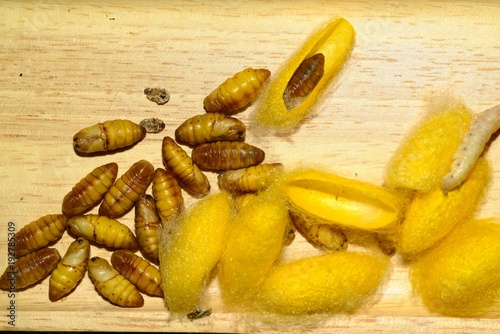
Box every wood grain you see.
[0,1,499,332]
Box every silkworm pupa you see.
[134,194,161,264]
[283,53,325,110]
[191,141,265,171]
[49,238,90,301]
[88,256,144,307]
[73,119,146,153]
[204,68,271,113]
[0,248,61,290]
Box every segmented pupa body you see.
[67,214,138,250]
[111,249,163,297]
[15,214,68,258]
[283,53,325,110]
[134,194,161,264]
[73,119,146,153]
[0,247,61,290]
[291,213,348,252]
[191,141,265,171]
[99,159,154,218]
[62,162,118,216]
[152,168,184,224]
[161,136,211,198]
[204,68,271,113]
[217,163,284,193]
[175,113,246,146]
[49,238,90,301]
[441,104,500,192]
[88,256,144,307]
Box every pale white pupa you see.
[441,104,500,192]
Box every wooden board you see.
[1,1,499,332]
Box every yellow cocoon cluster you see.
[218,189,290,307]
[398,157,490,256]
[158,191,235,313]
[282,168,403,234]
[410,218,500,316]
[385,99,472,192]
[254,252,389,315]
[253,17,355,132]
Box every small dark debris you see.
[187,308,212,320]
[140,118,165,134]
[144,87,170,105]
[19,73,23,77]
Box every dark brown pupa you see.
[98,159,154,218]
[191,141,265,171]
[283,53,325,110]
[161,136,211,198]
[111,249,163,297]
[0,247,61,290]
[134,194,162,264]
[15,214,68,258]
[62,162,118,216]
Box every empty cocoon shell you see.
[253,17,355,133]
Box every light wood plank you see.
[0,1,499,332]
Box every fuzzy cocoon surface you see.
[397,157,490,256]
[218,188,290,307]
[410,218,500,317]
[385,96,472,192]
[253,252,390,315]
[252,17,355,133]
[159,191,235,313]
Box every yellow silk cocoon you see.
[159,191,235,313]
[410,218,500,316]
[253,252,389,315]
[385,97,472,192]
[397,157,490,256]
[218,188,290,307]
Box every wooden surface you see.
[1,1,499,332]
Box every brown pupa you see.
[191,141,265,171]
[283,53,325,110]
[99,160,154,218]
[62,162,118,216]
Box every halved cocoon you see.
[282,168,403,234]
[253,17,355,132]
[410,218,500,316]
[254,252,389,315]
